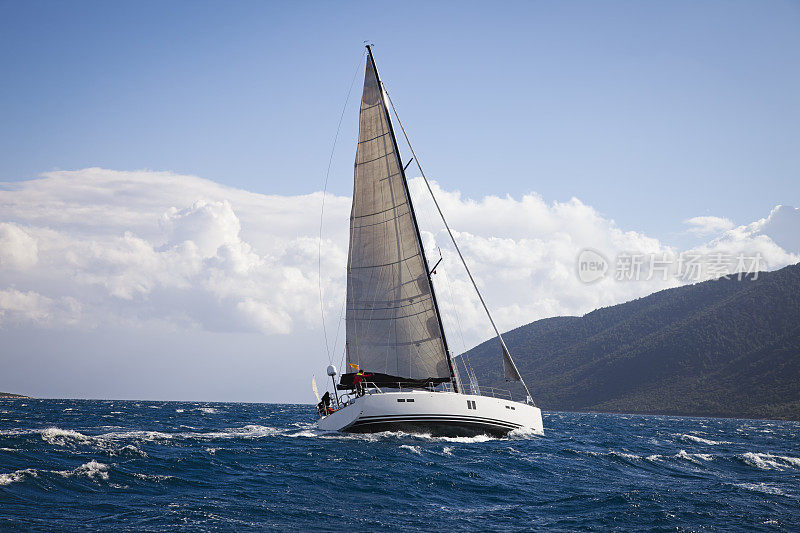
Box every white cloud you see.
[0,223,39,269]
[0,168,349,335]
[684,215,735,236]
[0,288,80,327]
[680,205,800,282]
[0,168,797,355]
[741,205,800,254]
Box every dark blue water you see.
[1,399,798,531]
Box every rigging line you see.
[383,86,534,402]
[318,50,364,364]
[330,299,346,367]
[409,177,470,387]
[441,255,479,393]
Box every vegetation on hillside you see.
[459,263,800,420]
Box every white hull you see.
[317,391,543,437]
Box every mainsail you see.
[345,49,454,385]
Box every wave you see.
[577,449,642,461]
[101,430,175,443]
[1,461,111,486]
[644,450,713,465]
[286,429,323,438]
[38,427,147,458]
[198,425,280,439]
[674,449,713,464]
[102,425,282,441]
[110,444,148,458]
[679,434,730,445]
[41,427,100,447]
[740,452,800,471]
[735,483,788,496]
[10,420,537,447]
[0,468,38,486]
[31,425,287,448]
[55,460,110,481]
[132,472,175,482]
[399,444,422,455]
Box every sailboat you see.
[316,46,544,437]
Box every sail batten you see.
[345,48,453,384]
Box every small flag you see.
[348,363,359,371]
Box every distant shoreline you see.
[0,392,30,399]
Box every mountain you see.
[458,263,800,420]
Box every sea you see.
[0,399,798,531]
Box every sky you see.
[0,1,798,402]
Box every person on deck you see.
[317,391,332,415]
[353,369,365,397]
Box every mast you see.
[365,45,460,393]
[383,85,535,404]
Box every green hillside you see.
[458,263,800,420]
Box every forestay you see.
[345,52,451,383]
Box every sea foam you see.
[0,468,38,486]
[679,434,730,445]
[53,460,110,481]
[740,452,800,471]
[41,427,97,447]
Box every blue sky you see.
[1,1,799,401]
[2,1,798,243]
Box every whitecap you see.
[400,444,422,455]
[110,444,147,458]
[578,449,641,461]
[740,452,800,471]
[443,446,454,456]
[190,424,281,439]
[56,460,109,481]
[610,450,641,460]
[101,430,174,442]
[0,468,38,486]
[674,449,713,464]
[679,433,729,445]
[41,427,97,447]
